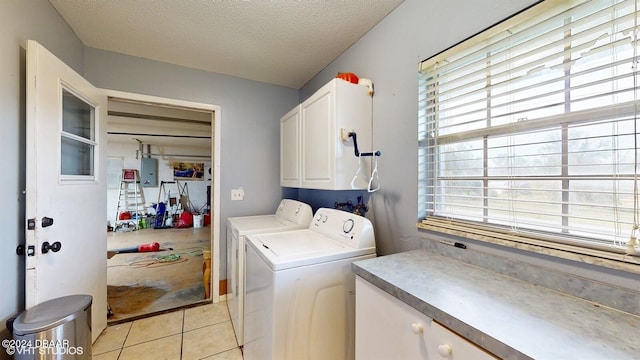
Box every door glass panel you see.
[61,137,94,176]
[61,88,95,177]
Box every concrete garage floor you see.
[106,226,212,324]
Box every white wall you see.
[0,0,85,355]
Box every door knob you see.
[41,241,62,254]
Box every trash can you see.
[11,295,92,359]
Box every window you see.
[418,0,640,267]
[61,88,96,179]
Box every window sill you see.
[417,219,640,275]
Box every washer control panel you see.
[310,208,375,249]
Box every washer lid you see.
[226,199,312,234]
[228,215,301,235]
[261,230,344,257]
[248,230,375,270]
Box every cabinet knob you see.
[411,322,424,334]
[438,344,452,357]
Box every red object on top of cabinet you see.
[336,72,359,84]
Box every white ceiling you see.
[49,0,404,89]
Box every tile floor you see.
[92,301,243,360]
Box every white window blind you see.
[418,0,640,260]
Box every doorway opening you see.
[104,94,220,324]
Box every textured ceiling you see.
[49,0,404,89]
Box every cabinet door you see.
[280,105,301,187]
[356,276,431,360]
[301,85,334,189]
[428,322,497,360]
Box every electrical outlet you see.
[231,188,244,201]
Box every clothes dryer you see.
[226,199,312,346]
[243,207,376,360]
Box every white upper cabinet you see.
[280,106,301,187]
[280,78,372,190]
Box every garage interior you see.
[106,98,214,323]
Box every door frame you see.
[105,89,222,302]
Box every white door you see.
[25,40,107,341]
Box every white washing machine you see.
[243,207,376,360]
[226,199,312,346]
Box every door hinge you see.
[27,218,36,230]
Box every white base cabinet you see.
[280,78,372,189]
[356,276,431,359]
[355,276,497,360]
